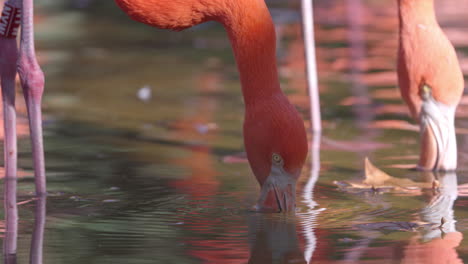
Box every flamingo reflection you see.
[29,197,46,264]
[168,68,249,263]
[0,74,32,263]
[401,172,462,264]
[168,64,222,199]
[247,214,306,264]
[3,176,17,264]
[166,75,322,262]
[2,182,46,264]
[342,171,463,263]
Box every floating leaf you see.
[335,158,433,193]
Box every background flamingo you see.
[397,0,464,171]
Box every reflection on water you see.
[247,214,305,264]
[0,0,468,263]
[400,172,462,264]
[3,178,17,264]
[3,177,45,264]
[29,198,46,264]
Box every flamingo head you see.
[243,95,308,212]
[417,84,457,171]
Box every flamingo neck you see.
[220,0,281,107]
[398,0,436,29]
[114,0,282,107]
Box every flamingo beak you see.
[254,154,297,213]
[418,85,457,171]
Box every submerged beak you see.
[418,86,457,171]
[254,154,297,213]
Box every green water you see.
[2,0,468,263]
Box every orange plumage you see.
[397,0,463,119]
[114,0,308,209]
[397,0,463,171]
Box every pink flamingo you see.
[114,0,309,212]
[0,0,309,211]
[397,0,464,171]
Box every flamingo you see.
[0,0,45,196]
[397,0,464,171]
[114,0,308,212]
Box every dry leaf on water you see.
[334,157,432,193]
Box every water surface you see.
[2,0,468,263]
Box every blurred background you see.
[1,0,468,263]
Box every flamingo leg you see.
[1,0,20,181]
[17,0,46,195]
[0,1,21,258]
[301,0,321,132]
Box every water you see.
[2,0,468,263]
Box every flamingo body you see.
[397,0,463,171]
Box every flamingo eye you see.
[272,153,283,165]
[421,84,432,100]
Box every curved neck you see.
[221,0,281,107]
[398,0,437,29]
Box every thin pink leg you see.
[17,0,46,196]
[1,0,21,259]
[301,0,321,133]
[0,0,19,181]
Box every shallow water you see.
[2,0,468,263]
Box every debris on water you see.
[195,122,218,134]
[334,157,432,193]
[334,180,394,194]
[102,199,120,203]
[137,85,152,102]
[109,187,120,191]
